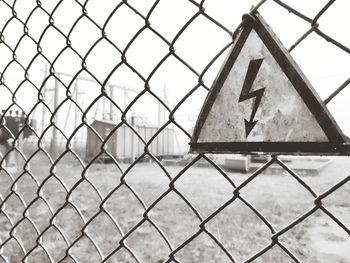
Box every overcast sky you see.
[0,0,349,142]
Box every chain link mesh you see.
[0,0,349,262]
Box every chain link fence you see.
[0,0,349,262]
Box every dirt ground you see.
[0,154,349,263]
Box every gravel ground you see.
[0,154,349,262]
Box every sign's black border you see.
[191,142,350,155]
[190,12,350,155]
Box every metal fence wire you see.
[0,0,349,262]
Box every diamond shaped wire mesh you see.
[0,0,349,262]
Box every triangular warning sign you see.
[190,12,350,155]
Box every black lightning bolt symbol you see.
[238,58,265,137]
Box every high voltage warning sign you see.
[190,12,350,155]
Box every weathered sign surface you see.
[190,12,350,155]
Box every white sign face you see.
[190,12,348,155]
[198,29,328,143]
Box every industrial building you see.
[86,119,175,161]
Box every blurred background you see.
[0,1,349,262]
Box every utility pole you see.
[50,76,59,159]
[130,113,135,163]
[162,84,167,154]
[163,84,167,124]
[103,94,107,120]
[109,85,115,121]
[62,80,85,150]
[74,81,80,149]
[158,96,161,127]
[41,65,48,133]
[123,86,127,111]
[158,84,167,127]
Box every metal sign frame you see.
[190,12,350,155]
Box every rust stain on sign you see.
[190,12,349,155]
